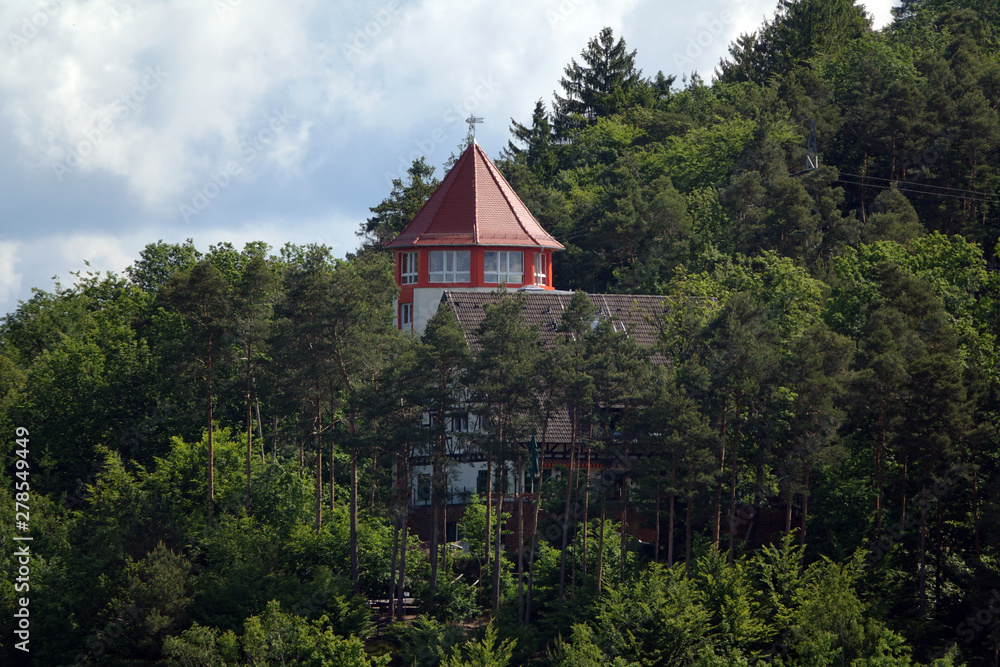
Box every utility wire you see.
[839,172,1000,200]
[836,178,1000,205]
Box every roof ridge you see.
[386,143,563,250]
[476,143,539,244]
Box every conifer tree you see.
[553,27,650,137]
[159,260,233,516]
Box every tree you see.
[505,100,558,183]
[272,244,338,531]
[359,158,439,250]
[326,252,399,590]
[717,0,871,84]
[126,239,202,293]
[159,260,233,515]
[414,307,471,608]
[553,27,651,137]
[467,292,542,613]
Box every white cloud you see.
[0,242,22,306]
[0,0,905,318]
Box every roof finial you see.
[465,115,483,145]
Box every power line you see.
[839,172,1000,200]
[836,178,1000,205]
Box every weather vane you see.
[465,115,484,144]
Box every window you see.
[400,303,412,329]
[524,469,552,494]
[451,414,469,432]
[483,251,523,284]
[400,251,418,284]
[428,250,470,283]
[477,468,512,495]
[417,474,431,501]
[533,253,547,285]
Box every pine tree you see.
[553,27,651,137]
[359,158,439,250]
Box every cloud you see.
[0,242,22,306]
[0,0,321,209]
[0,0,903,318]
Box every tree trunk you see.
[596,500,606,595]
[252,375,265,462]
[655,493,661,564]
[876,406,886,534]
[799,463,811,551]
[685,494,693,576]
[728,405,742,564]
[315,448,323,533]
[315,397,322,533]
[398,500,409,621]
[668,449,676,566]
[712,403,729,547]
[429,457,440,609]
[525,467,543,625]
[785,474,793,534]
[246,393,253,511]
[900,454,908,533]
[208,354,215,516]
[370,451,378,511]
[935,498,943,604]
[558,412,577,607]
[390,508,400,620]
[918,486,928,612]
[517,465,525,625]
[350,448,359,591]
[973,439,981,560]
[441,471,448,580]
[620,473,628,583]
[582,448,591,577]
[492,464,505,614]
[485,454,493,584]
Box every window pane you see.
[455,251,470,281]
[509,252,523,273]
[429,251,444,274]
[484,251,497,273]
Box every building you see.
[385,141,564,334]
[387,141,672,546]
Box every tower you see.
[386,142,564,333]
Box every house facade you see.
[385,142,564,334]
[387,142,668,546]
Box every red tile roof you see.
[385,143,564,250]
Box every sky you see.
[0,0,898,317]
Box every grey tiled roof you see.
[441,290,667,352]
[441,290,668,445]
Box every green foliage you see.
[7,5,1000,664]
[240,600,390,666]
[360,157,439,250]
[438,623,516,667]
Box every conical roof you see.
[385,143,564,249]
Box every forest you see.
[3,0,1000,664]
